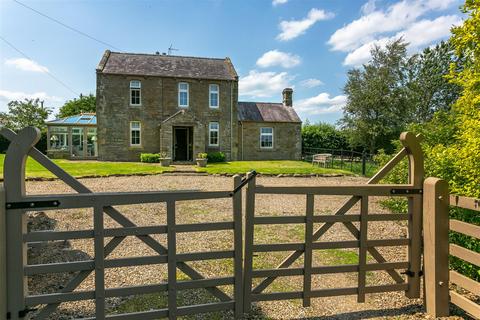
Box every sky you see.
[0,0,464,124]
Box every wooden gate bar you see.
[303,194,314,307]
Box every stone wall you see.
[238,121,302,160]
[96,73,238,161]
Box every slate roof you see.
[97,50,238,80]
[46,113,97,125]
[237,102,301,123]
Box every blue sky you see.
[0,0,463,124]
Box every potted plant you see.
[158,152,172,167]
[196,152,208,167]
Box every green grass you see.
[196,160,352,175]
[0,154,173,179]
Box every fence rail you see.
[423,179,480,319]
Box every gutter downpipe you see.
[230,80,234,160]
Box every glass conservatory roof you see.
[47,113,96,125]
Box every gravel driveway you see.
[24,174,465,319]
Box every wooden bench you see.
[312,153,332,167]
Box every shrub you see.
[197,153,207,159]
[207,151,225,163]
[140,153,160,163]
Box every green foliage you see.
[58,94,95,118]
[341,39,410,153]
[341,39,459,153]
[140,153,160,163]
[301,122,349,150]
[206,151,225,162]
[196,152,208,159]
[0,98,51,131]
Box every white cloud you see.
[5,58,49,73]
[256,50,301,68]
[328,0,457,52]
[300,78,323,88]
[0,90,63,103]
[272,0,288,6]
[296,93,347,115]
[361,0,377,15]
[277,8,334,41]
[343,14,462,66]
[239,70,294,98]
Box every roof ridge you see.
[238,101,283,104]
[109,51,228,61]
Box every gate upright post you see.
[0,185,6,320]
[400,132,424,299]
[423,177,450,317]
[233,175,243,318]
[243,172,256,313]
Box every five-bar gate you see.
[1,127,427,319]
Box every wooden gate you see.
[243,132,424,309]
[1,127,245,320]
[1,127,426,319]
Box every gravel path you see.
[24,175,468,319]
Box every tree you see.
[405,41,461,123]
[58,93,95,118]
[302,122,349,151]
[0,98,51,131]
[340,39,410,153]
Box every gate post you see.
[400,132,424,298]
[243,171,256,313]
[423,177,450,317]
[0,184,6,320]
[233,175,243,318]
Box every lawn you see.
[0,154,173,179]
[196,160,352,175]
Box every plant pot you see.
[159,158,172,167]
[196,158,207,167]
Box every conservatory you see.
[46,113,98,159]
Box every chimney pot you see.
[282,88,293,107]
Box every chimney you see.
[282,88,293,107]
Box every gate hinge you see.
[390,189,423,195]
[6,200,60,210]
[401,270,423,277]
[6,307,37,319]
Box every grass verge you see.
[196,160,352,175]
[0,154,173,179]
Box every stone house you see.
[94,50,301,162]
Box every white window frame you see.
[178,82,189,107]
[130,121,141,146]
[130,80,142,106]
[209,84,219,108]
[260,127,274,149]
[209,122,219,147]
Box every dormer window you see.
[209,84,219,108]
[130,80,141,106]
[178,82,189,107]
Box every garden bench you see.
[312,153,332,167]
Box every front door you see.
[173,127,193,161]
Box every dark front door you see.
[173,127,193,161]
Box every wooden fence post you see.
[423,177,450,317]
[0,184,6,320]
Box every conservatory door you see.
[72,127,84,157]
